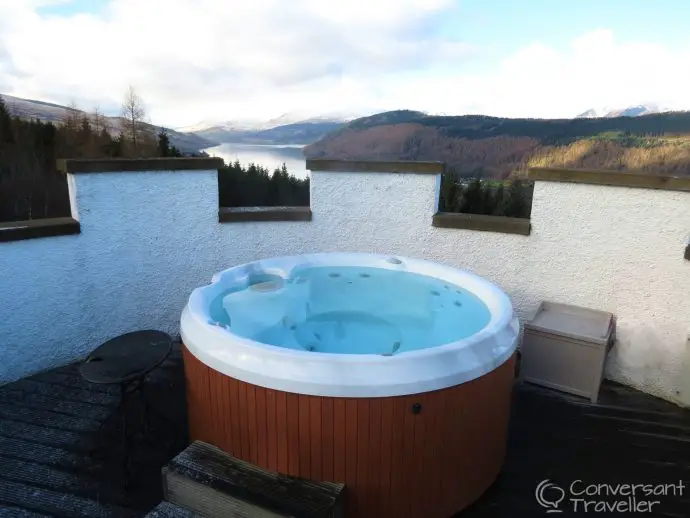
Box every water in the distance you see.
[210,266,491,355]
[204,143,308,179]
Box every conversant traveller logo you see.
[536,480,565,513]
[535,479,685,514]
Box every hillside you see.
[179,110,356,146]
[0,94,216,153]
[189,121,345,146]
[185,120,346,146]
[305,110,690,178]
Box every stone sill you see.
[432,212,531,236]
[529,167,690,192]
[0,217,80,243]
[219,207,312,223]
[57,157,224,174]
[306,159,444,174]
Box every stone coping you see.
[57,157,224,174]
[432,212,531,236]
[0,217,80,243]
[219,206,312,223]
[529,167,690,192]
[306,159,444,174]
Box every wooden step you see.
[163,441,345,518]
[145,501,203,517]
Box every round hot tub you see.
[181,253,519,518]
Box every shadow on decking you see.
[0,342,688,517]
[0,343,188,517]
[461,383,690,517]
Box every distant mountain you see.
[179,125,259,145]
[198,121,346,146]
[305,109,690,178]
[576,104,669,118]
[576,108,601,118]
[179,111,358,146]
[0,93,216,153]
[264,111,358,127]
[176,119,270,134]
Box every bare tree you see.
[64,100,81,133]
[91,105,105,134]
[121,85,146,151]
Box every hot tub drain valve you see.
[412,403,422,414]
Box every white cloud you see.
[1,2,689,127]
[368,29,690,119]
[0,0,468,125]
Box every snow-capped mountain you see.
[576,108,603,118]
[177,111,361,146]
[576,104,670,118]
[176,119,274,133]
[176,110,359,135]
[265,111,358,127]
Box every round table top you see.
[79,330,172,385]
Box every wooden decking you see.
[0,344,188,517]
[462,383,690,517]
[0,343,689,517]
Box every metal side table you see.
[79,330,173,488]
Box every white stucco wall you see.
[1,166,689,405]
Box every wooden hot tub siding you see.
[183,345,515,518]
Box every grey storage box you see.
[521,301,616,403]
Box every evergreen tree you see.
[493,183,505,216]
[0,97,14,144]
[504,179,528,218]
[157,128,172,157]
[439,171,461,212]
[157,128,183,157]
[459,178,484,214]
[113,132,126,157]
[481,182,495,215]
[217,160,309,208]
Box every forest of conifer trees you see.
[439,172,533,219]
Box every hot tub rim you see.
[181,252,520,397]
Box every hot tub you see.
[181,253,519,518]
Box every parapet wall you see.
[1,158,689,406]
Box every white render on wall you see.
[0,165,689,405]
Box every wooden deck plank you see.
[0,342,187,516]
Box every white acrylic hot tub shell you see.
[180,253,520,397]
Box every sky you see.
[1,0,690,128]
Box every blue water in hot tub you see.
[208,266,491,355]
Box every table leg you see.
[121,384,130,489]
[88,383,126,457]
[139,379,183,449]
